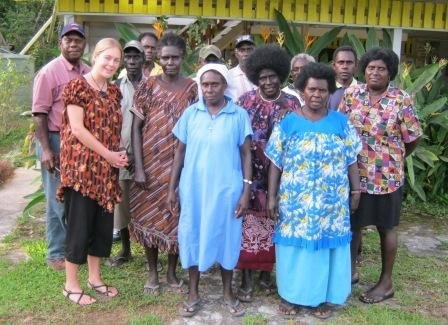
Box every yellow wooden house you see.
[56,0,448,63]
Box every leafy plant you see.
[274,9,342,59]
[395,61,448,201]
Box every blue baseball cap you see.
[60,23,86,39]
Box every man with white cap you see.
[106,40,145,267]
[32,22,90,271]
[229,35,257,99]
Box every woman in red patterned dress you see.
[235,45,301,305]
[130,33,198,295]
[58,38,127,305]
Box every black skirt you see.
[351,186,404,229]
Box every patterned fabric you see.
[328,78,359,109]
[129,76,198,253]
[339,83,422,194]
[265,111,361,250]
[57,77,122,213]
[236,90,301,270]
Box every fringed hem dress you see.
[265,111,361,307]
[129,76,198,253]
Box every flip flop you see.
[143,283,160,296]
[179,299,201,317]
[104,255,131,267]
[237,287,253,303]
[63,288,96,305]
[279,299,298,316]
[259,280,277,295]
[87,282,119,298]
[311,303,333,319]
[168,279,188,294]
[223,299,245,317]
[359,290,395,304]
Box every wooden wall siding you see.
[57,0,448,30]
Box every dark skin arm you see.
[235,136,252,217]
[167,136,252,218]
[405,139,420,157]
[33,114,57,172]
[167,142,186,215]
[131,114,147,190]
[267,162,282,221]
[348,162,361,214]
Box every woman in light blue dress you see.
[266,63,362,318]
[167,63,252,317]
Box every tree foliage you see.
[0,0,59,70]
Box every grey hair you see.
[290,53,315,69]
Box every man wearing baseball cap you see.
[229,35,257,99]
[198,44,222,67]
[32,22,90,271]
[106,40,145,267]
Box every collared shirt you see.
[282,84,305,106]
[229,65,257,99]
[328,78,359,109]
[339,83,423,195]
[32,55,90,131]
[116,74,143,180]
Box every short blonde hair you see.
[91,38,122,65]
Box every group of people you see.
[32,22,422,318]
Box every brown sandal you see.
[63,288,96,305]
[87,282,118,298]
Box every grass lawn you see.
[0,203,447,324]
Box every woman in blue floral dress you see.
[266,63,362,318]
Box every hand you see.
[234,192,249,218]
[166,189,179,216]
[134,168,148,190]
[267,195,278,221]
[41,148,57,172]
[350,192,361,214]
[106,150,128,169]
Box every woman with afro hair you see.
[235,44,301,305]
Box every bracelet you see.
[350,190,361,194]
[243,179,253,185]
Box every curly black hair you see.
[295,62,336,94]
[359,47,399,80]
[157,32,187,56]
[245,44,291,85]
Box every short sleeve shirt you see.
[57,77,123,212]
[32,56,90,131]
[339,83,423,194]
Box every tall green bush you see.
[0,58,32,141]
[396,61,448,202]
